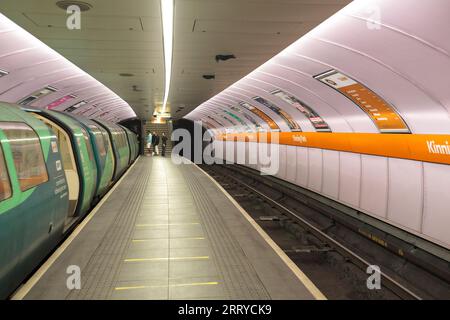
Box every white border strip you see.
[194,163,327,300]
[10,157,141,300]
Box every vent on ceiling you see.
[203,74,215,80]
[119,73,134,77]
[215,54,236,63]
[132,85,143,92]
[56,1,93,12]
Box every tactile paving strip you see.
[180,164,271,300]
[67,160,152,300]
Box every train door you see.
[33,114,79,223]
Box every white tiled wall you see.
[213,140,450,248]
[339,152,361,208]
[387,158,423,233]
[322,150,340,200]
[423,162,450,246]
[308,148,323,192]
[360,155,388,219]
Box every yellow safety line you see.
[135,222,200,227]
[10,158,142,300]
[115,282,219,291]
[195,163,328,300]
[132,237,205,243]
[124,256,210,262]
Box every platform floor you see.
[21,157,317,300]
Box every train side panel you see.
[94,120,130,180]
[0,104,69,299]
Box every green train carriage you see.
[26,109,98,223]
[65,114,116,198]
[0,103,69,299]
[94,119,130,180]
[0,103,140,299]
[121,125,139,165]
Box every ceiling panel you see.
[0,0,351,120]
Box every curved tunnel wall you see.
[0,13,135,122]
[185,0,450,249]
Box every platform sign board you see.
[222,109,254,132]
[18,86,57,106]
[253,96,302,132]
[315,70,410,133]
[64,100,87,113]
[47,94,76,110]
[230,105,263,132]
[239,102,280,131]
[271,89,331,132]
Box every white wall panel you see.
[322,150,340,199]
[339,152,361,207]
[256,143,270,172]
[296,147,309,187]
[387,159,423,232]
[248,142,258,169]
[285,146,297,184]
[276,145,287,180]
[225,141,234,163]
[360,155,388,219]
[236,141,246,165]
[308,148,323,192]
[422,163,450,247]
[213,140,225,163]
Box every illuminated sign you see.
[224,110,254,132]
[18,86,57,106]
[64,100,87,112]
[271,89,331,132]
[239,101,280,131]
[315,70,410,133]
[253,96,302,131]
[230,105,262,131]
[47,94,77,110]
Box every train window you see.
[0,144,12,201]
[88,125,107,157]
[0,122,49,191]
[80,128,95,162]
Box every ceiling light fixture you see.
[161,0,174,113]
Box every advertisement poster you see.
[271,89,331,132]
[222,110,254,132]
[253,96,302,131]
[206,115,224,128]
[315,70,410,133]
[239,102,280,131]
[47,94,77,110]
[229,105,262,131]
[64,100,87,113]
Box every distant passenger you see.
[161,133,168,157]
[146,132,152,156]
[154,133,160,156]
[151,131,159,156]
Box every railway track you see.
[201,164,450,300]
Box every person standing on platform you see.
[151,131,157,156]
[161,133,168,157]
[154,133,160,156]
[146,132,152,156]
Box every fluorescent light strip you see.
[161,0,174,113]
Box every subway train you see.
[0,102,139,299]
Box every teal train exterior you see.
[0,103,139,299]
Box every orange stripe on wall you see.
[218,132,450,166]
